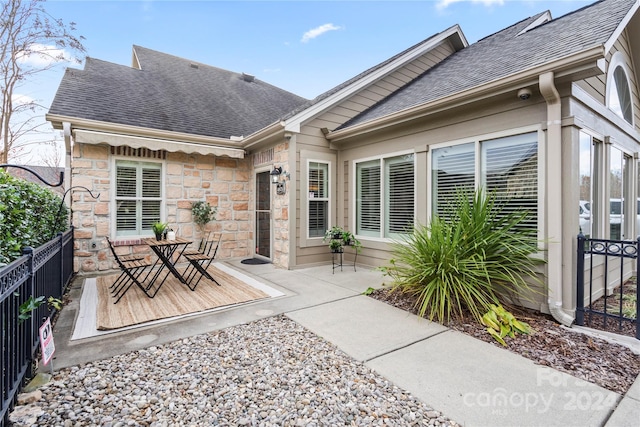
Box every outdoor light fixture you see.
[270,166,282,184]
[270,166,289,195]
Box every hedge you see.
[0,170,69,266]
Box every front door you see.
[255,171,271,259]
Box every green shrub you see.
[191,200,217,231]
[0,170,69,265]
[481,304,531,346]
[381,188,545,323]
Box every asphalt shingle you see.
[48,46,308,139]
[339,0,636,130]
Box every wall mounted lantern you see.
[270,166,289,195]
[270,166,282,184]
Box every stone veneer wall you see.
[270,142,290,268]
[71,143,251,275]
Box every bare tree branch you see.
[0,0,85,163]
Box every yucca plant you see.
[381,188,546,323]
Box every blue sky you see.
[20,0,593,164]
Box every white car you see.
[579,200,591,237]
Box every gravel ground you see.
[11,316,459,426]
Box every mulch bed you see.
[368,287,640,395]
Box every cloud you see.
[15,43,73,67]
[436,0,505,10]
[301,23,341,43]
[12,93,35,106]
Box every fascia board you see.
[604,0,640,54]
[327,46,604,142]
[517,11,552,36]
[283,25,468,134]
[45,114,241,147]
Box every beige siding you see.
[576,30,640,130]
[294,40,459,267]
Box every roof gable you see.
[48,46,308,139]
[280,25,467,133]
[338,0,638,131]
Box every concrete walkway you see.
[51,261,640,427]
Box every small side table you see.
[331,247,357,274]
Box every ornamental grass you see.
[381,188,546,323]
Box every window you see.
[356,154,414,238]
[115,160,162,236]
[308,161,329,238]
[609,146,626,239]
[432,142,475,217]
[579,131,594,238]
[432,132,538,229]
[607,53,634,125]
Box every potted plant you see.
[329,239,344,253]
[323,226,361,253]
[152,222,168,240]
[192,201,217,232]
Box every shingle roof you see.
[48,46,308,139]
[339,0,636,130]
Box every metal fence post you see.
[58,232,64,296]
[636,238,640,340]
[576,233,585,326]
[20,246,36,385]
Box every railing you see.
[576,234,639,340]
[0,229,74,426]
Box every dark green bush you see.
[0,170,69,265]
[381,188,546,323]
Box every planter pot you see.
[330,247,344,253]
[155,233,163,241]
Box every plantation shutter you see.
[115,161,162,236]
[432,143,475,219]
[356,160,381,237]
[308,162,329,238]
[481,133,537,230]
[385,154,415,236]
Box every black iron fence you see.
[576,234,639,340]
[1,229,74,426]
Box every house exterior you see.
[47,0,640,326]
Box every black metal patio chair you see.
[106,237,153,303]
[183,233,222,290]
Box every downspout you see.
[539,72,574,326]
[63,122,72,191]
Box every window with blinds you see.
[356,154,415,238]
[115,160,162,236]
[356,160,381,237]
[432,133,538,230]
[432,143,475,219]
[481,134,538,230]
[385,154,415,236]
[308,162,329,238]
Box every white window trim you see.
[300,150,335,248]
[606,51,635,127]
[351,149,416,242]
[111,155,166,239]
[306,159,331,240]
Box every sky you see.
[15,0,594,165]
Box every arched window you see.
[607,52,634,125]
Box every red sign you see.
[39,317,55,366]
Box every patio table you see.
[141,237,193,294]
